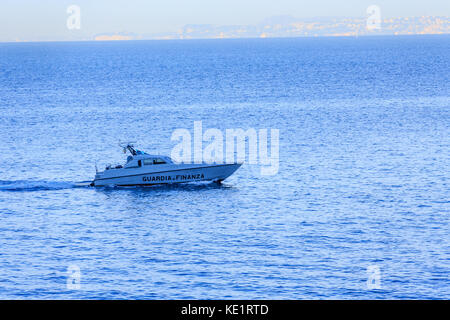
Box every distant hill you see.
[92,15,449,41]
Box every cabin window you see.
[143,159,153,165]
[153,158,166,165]
[138,160,142,167]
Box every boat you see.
[90,143,242,187]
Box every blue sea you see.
[0,35,449,299]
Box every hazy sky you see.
[1,0,449,41]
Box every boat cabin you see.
[123,154,173,169]
[104,144,173,170]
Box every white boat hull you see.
[92,163,241,187]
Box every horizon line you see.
[2,33,449,45]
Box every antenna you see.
[118,141,138,156]
[118,141,137,148]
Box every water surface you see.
[0,36,449,299]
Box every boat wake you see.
[0,178,232,192]
[0,180,87,192]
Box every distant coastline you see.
[7,15,450,43]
